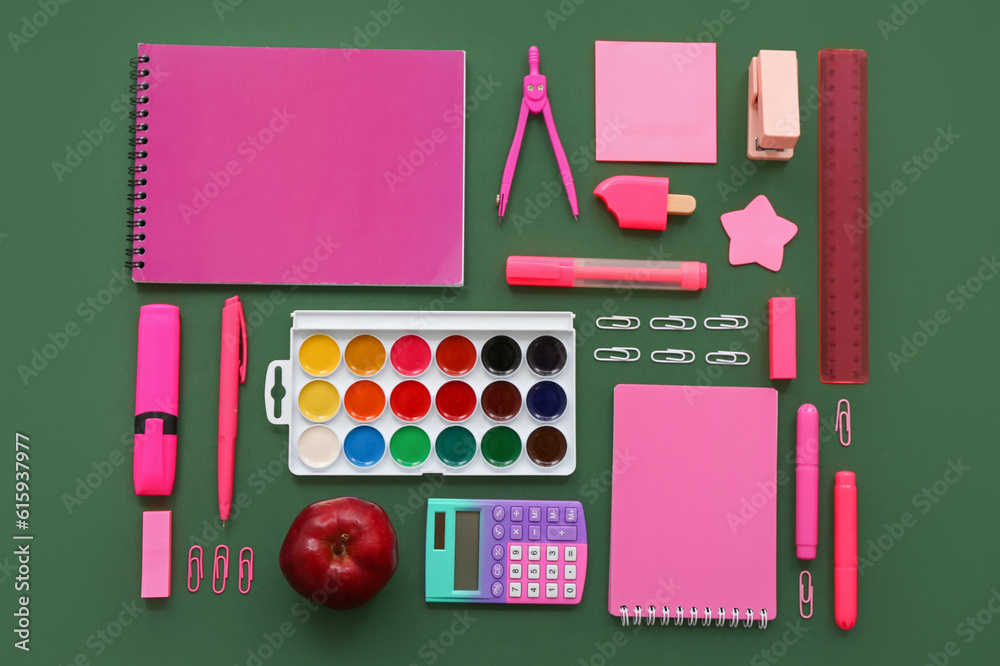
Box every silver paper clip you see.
[594,347,640,362]
[650,316,697,331]
[596,316,640,330]
[705,351,750,366]
[704,314,749,330]
[799,571,813,619]
[650,349,696,364]
[836,399,851,446]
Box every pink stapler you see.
[496,46,579,223]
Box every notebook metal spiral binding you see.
[618,604,768,629]
[126,54,150,269]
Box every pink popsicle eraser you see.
[141,511,172,598]
[769,297,796,379]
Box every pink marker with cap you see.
[506,256,707,291]
[796,404,819,559]
[133,304,180,496]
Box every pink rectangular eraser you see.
[769,297,797,379]
[141,510,171,598]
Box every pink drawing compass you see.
[496,46,579,224]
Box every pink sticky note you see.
[721,195,798,271]
[595,41,717,163]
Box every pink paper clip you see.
[799,570,814,619]
[187,545,203,593]
[213,544,229,594]
[238,547,254,594]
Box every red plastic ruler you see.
[818,49,869,384]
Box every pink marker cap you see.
[141,510,172,598]
[769,297,796,379]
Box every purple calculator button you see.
[491,563,504,579]
[492,544,504,561]
[528,525,541,541]
[546,525,577,541]
[492,524,505,540]
[546,507,559,522]
[492,506,505,521]
[565,507,578,523]
[528,507,541,522]
[510,524,523,540]
[511,506,523,522]
[491,581,504,598]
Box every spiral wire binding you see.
[618,604,769,628]
[126,55,150,269]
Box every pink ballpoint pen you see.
[497,46,579,223]
[218,296,247,527]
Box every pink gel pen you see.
[506,256,707,291]
[796,404,819,559]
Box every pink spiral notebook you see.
[128,44,465,285]
[609,384,777,627]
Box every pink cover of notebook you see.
[609,385,777,623]
[130,44,465,285]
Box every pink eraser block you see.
[141,510,171,598]
[769,297,796,379]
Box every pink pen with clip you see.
[497,46,579,222]
[796,404,819,560]
[218,296,247,527]
[507,256,707,291]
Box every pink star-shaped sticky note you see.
[720,195,798,271]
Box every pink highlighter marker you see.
[133,304,180,496]
[796,404,819,559]
[506,256,707,291]
[834,471,858,630]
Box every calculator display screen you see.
[453,511,480,591]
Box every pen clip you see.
[236,298,247,383]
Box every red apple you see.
[279,497,398,610]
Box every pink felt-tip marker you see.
[133,304,180,496]
[506,256,707,291]
[218,296,247,527]
[834,471,858,630]
[497,46,579,223]
[796,404,819,559]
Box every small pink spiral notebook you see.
[129,44,465,286]
[609,384,777,626]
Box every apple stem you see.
[332,533,349,557]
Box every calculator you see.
[425,498,587,604]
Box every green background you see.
[3,0,999,664]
